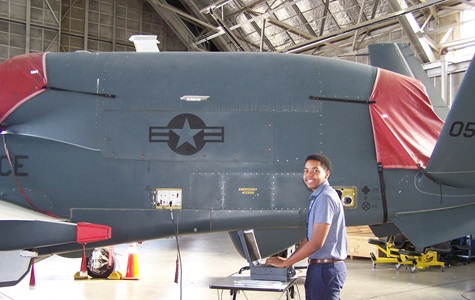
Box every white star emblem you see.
[171,117,202,148]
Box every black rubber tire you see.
[87,248,115,278]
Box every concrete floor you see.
[1,232,475,300]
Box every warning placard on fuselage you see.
[154,188,182,210]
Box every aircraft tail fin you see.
[368,43,448,119]
[425,53,475,189]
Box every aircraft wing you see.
[0,201,76,250]
[0,200,111,250]
[0,200,111,287]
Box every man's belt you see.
[308,258,343,264]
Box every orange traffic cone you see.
[122,243,139,280]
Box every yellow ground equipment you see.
[368,236,413,269]
[368,235,446,273]
[398,248,446,272]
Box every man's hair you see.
[305,153,332,172]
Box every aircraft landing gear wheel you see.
[87,247,115,278]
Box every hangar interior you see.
[1,0,475,299]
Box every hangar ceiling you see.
[148,0,475,62]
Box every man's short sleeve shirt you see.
[307,180,348,260]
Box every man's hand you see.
[265,256,288,268]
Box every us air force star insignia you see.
[149,113,225,156]
[173,118,201,148]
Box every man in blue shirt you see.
[266,153,347,300]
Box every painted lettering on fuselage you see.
[0,155,28,176]
[238,187,258,195]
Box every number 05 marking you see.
[449,121,475,138]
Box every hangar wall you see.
[0,0,187,62]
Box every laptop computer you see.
[238,229,296,281]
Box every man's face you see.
[303,160,330,191]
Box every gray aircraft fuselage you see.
[1,51,473,256]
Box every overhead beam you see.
[243,11,275,51]
[211,10,249,51]
[351,0,367,51]
[283,0,450,54]
[245,9,314,43]
[216,0,307,35]
[179,0,236,51]
[151,0,220,32]
[193,0,312,47]
[320,0,331,36]
[387,0,436,62]
[245,3,293,51]
[352,0,381,50]
[147,0,203,50]
[224,0,274,19]
[291,4,317,37]
[265,16,315,39]
[260,18,266,51]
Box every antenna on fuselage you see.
[129,35,160,52]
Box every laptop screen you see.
[239,229,262,263]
